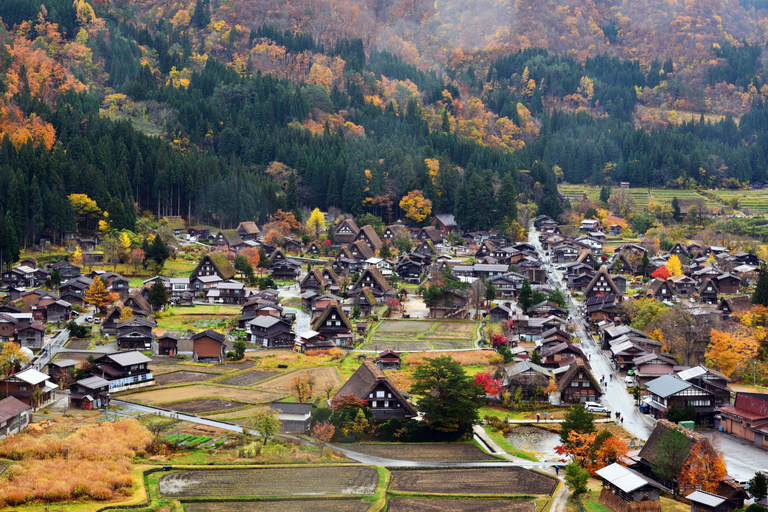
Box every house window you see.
[571,382,578,387]
[19,386,27,391]
[371,401,377,407]
[377,391,385,398]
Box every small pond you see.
[505,426,562,461]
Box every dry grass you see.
[404,351,502,366]
[0,418,150,506]
[256,367,341,397]
[125,384,283,404]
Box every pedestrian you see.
[611,374,613,380]
[621,416,624,424]
[537,413,540,422]
[544,412,547,421]
[555,465,560,476]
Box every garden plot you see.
[389,468,557,495]
[219,371,277,386]
[256,367,341,395]
[184,499,371,512]
[434,323,476,333]
[124,384,282,405]
[159,467,379,497]
[366,341,432,352]
[341,444,498,462]
[386,499,533,512]
[165,399,249,414]
[216,360,256,370]
[65,338,91,350]
[367,320,477,351]
[154,371,218,386]
[377,321,434,332]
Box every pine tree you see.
[671,196,682,222]
[641,250,650,278]
[441,109,450,133]
[519,279,533,313]
[600,185,611,204]
[147,279,170,311]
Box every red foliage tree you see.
[491,333,508,348]
[329,394,369,410]
[474,371,502,395]
[651,265,670,280]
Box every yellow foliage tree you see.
[68,194,101,232]
[119,232,132,259]
[399,190,432,224]
[119,306,134,322]
[85,278,111,313]
[72,246,83,266]
[666,254,683,276]
[706,329,758,377]
[578,76,595,103]
[306,208,325,238]
[98,211,111,233]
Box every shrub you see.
[89,486,114,500]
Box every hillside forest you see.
[3,0,768,255]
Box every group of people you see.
[536,412,556,422]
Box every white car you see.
[585,403,609,414]
[85,316,94,322]
[624,376,635,386]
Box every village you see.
[0,209,767,512]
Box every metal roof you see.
[595,463,657,493]
[14,368,51,385]
[248,316,284,328]
[105,351,152,366]
[686,491,726,507]
[645,374,691,398]
[76,376,110,389]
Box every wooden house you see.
[432,214,457,234]
[595,463,662,508]
[269,402,315,433]
[712,273,741,294]
[415,240,437,257]
[69,376,110,409]
[248,316,293,347]
[668,274,697,295]
[334,218,360,245]
[188,226,211,239]
[350,265,392,301]
[715,295,752,320]
[213,229,245,249]
[50,260,81,280]
[236,221,260,241]
[354,287,378,317]
[646,279,676,301]
[698,279,719,304]
[686,491,741,512]
[498,360,551,401]
[584,267,621,299]
[417,226,443,244]
[383,224,410,241]
[557,359,600,404]
[16,323,46,349]
[0,397,31,439]
[116,317,156,350]
[47,359,77,386]
[90,351,153,391]
[293,330,336,353]
[428,290,470,319]
[334,361,417,421]
[311,299,353,346]
[608,253,633,275]
[576,250,598,267]
[375,350,401,370]
[307,242,321,255]
[191,330,227,363]
[489,304,513,323]
[353,225,384,253]
[348,240,375,261]
[632,352,678,386]
[670,242,690,258]
[0,368,56,408]
[542,341,589,368]
[124,289,152,315]
[190,253,236,293]
[645,375,722,426]
[58,276,93,306]
[207,281,246,304]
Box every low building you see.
[557,359,601,404]
[47,359,78,386]
[248,316,293,348]
[90,351,154,391]
[645,374,723,426]
[191,330,227,363]
[156,333,180,356]
[374,350,401,370]
[0,368,56,408]
[69,376,110,409]
[498,360,551,402]
[269,402,315,433]
[718,392,768,447]
[686,491,741,512]
[595,463,662,508]
[0,396,32,439]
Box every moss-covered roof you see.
[205,252,236,280]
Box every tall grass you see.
[0,418,151,506]
[404,351,502,366]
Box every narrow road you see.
[34,311,91,370]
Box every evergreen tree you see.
[496,173,518,226]
[326,170,340,207]
[641,250,650,278]
[441,109,451,133]
[518,279,533,313]
[748,472,768,501]
[148,279,169,311]
[599,185,611,204]
[559,403,596,443]
[752,264,768,307]
[146,235,171,266]
[191,0,210,28]
[671,196,682,222]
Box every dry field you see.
[125,384,282,404]
[159,467,379,497]
[434,323,476,333]
[65,338,91,350]
[154,371,218,386]
[342,444,498,463]
[184,499,371,512]
[216,360,256,370]
[377,321,434,332]
[219,370,277,386]
[389,468,557,495]
[368,319,477,351]
[165,399,249,414]
[386,498,533,512]
[256,367,341,395]
[367,341,433,351]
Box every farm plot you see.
[165,399,249,414]
[256,367,341,395]
[341,444,498,462]
[389,468,557,496]
[65,338,91,350]
[184,499,371,512]
[159,467,379,497]
[217,360,256,370]
[154,371,218,386]
[366,341,432,351]
[219,371,277,386]
[377,321,434,332]
[386,499,533,512]
[434,323,476,333]
[124,384,282,404]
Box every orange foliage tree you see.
[678,442,727,493]
[706,329,759,377]
[399,190,432,223]
[239,247,260,267]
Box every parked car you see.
[584,401,609,414]
[93,317,101,324]
[85,316,94,322]
[624,376,634,386]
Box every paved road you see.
[33,310,92,370]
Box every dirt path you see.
[548,476,569,512]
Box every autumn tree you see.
[118,232,133,260]
[651,265,670,280]
[240,247,260,268]
[678,442,726,494]
[399,190,432,224]
[0,341,31,383]
[119,306,134,322]
[706,329,759,377]
[291,370,316,402]
[68,194,101,232]
[474,371,502,395]
[651,427,689,493]
[310,420,335,442]
[85,277,111,312]
[608,189,636,219]
[247,408,281,447]
[667,255,683,276]
[130,248,145,272]
[647,306,714,366]
[307,208,325,238]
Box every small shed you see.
[0,396,31,439]
[595,463,662,505]
[375,350,401,370]
[686,491,738,512]
[47,359,78,386]
[157,333,180,356]
[191,330,227,363]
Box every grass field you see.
[154,304,241,333]
[709,189,768,213]
[363,320,479,351]
[389,467,557,495]
[184,500,372,512]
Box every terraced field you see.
[363,320,478,351]
[710,189,768,213]
[559,185,721,212]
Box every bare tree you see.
[608,189,637,218]
[648,306,719,366]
